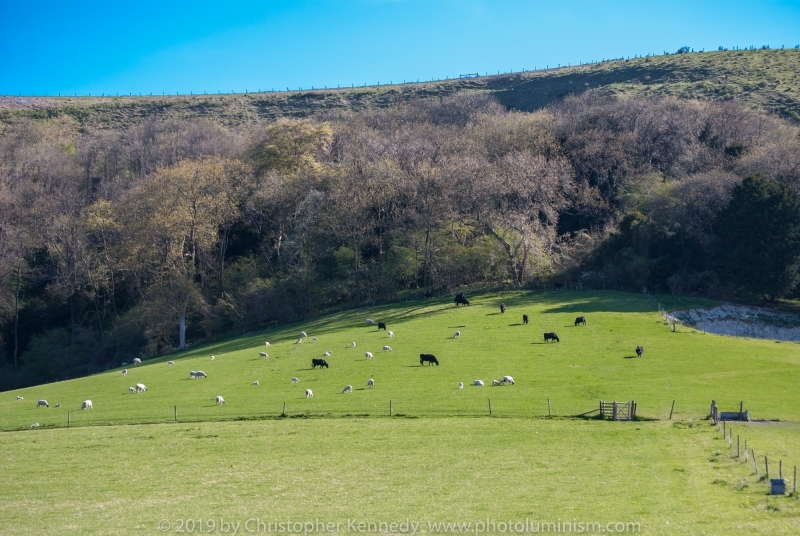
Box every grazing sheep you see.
[492,380,501,386]
[253,381,259,386]
[265,342,271,347]
[351,341,357,347]
[81,400,93,410]
[454,331,460,338]
[300,331,308,338]
[420,354,439,366]
[383,346,392,352]
[365,351,374,359]
[575,316,587,326]
[55,404,60,408]
[210,355,215,360]
[366,319,375,325]
[523,314,529,325]
[500,302,506,314]
[128,387,136,393]
[454,293,470,307]
[544,332,560,343]
[291,377,300,383]
[133,358,141,365]
[37,400,49,408]
[31,423,39,429]
[378,322,387,330]
[367,378,374,389]
[306,389,313,399]
[260,352,269,358]
[168,361,175,366]
[190,370,208,378]
[473,380,484,387]
[636,346,644,358]
[502,375,515,385]
[324,351,331,357]
[135,383,148,392]
[388,331,394,338]
[16,396,23,401]
[311,358,329,369]
[296,338,303,344]
[312,337,318,342]
[215,396,225,405]
[342,385,353,394]
[122,369,128,376]
[458,382,464,389]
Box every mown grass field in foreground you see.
[0,419,798,536]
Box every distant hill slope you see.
[2,49,799,129]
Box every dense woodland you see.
[2,90,800,389]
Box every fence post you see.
[548,399,551,417]
[669,400,675,420]
[67,410,70,427]
[282,402,286,417]
[739,401,743,421]
[390,399,392,416]
[488,399,492,416]
[174,405,177,422]
[737,435,740,458]
[766,456,769,479]
[794,466,797,494]
[753,450,758,475]
[780,460,782,480]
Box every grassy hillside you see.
[2,49,799,129]
[3,291,800,534]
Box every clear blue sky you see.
[2,0,799,96]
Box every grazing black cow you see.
[523,314,529,325]
[635,346,643,358]
[378,322,387,331]
[454,293,470,307]
[420,353,439,366]
[544,332,560,343]
[574,316,586,326]
[500,302,506,314]
[311,358,329,369]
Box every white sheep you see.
[31,423,39,429]
[388,331,394,338]
[312,337,318,342]
[210,355,215,360]
[502,375,515,385]
[265,342,271,347]
[16,396,23,401]
[55,404,61,408]
[37,399,49,408]
[306,389,313,399]
[259,352,269,358]
[454,331,461,338]
[367,378,374,389]
[296,338,303,344]
[342,385,353,394]
[383,346,392,352]
[291,377,299,383]
[136,383,148,392]
[253,381,259,386]
[300,331,308,338]
[458,382,464,389]
[215,396,225,405]
[351,341,357,347]
[82,400,93,409]
[191,370,207,378]
[128,387,136,393]
[133,358,141,365]
[168,361,175,366]
[366,319,375,325]
[473,380,484,387]
[492,379,501,386]
[122,369,128,376]
[365,351,374,359]
[323,351,331,357]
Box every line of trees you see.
[2,91,800,389]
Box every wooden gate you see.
[600,400,637,421]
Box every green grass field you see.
[1,291,799,534]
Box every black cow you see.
[311,358,329,369]
[378,322,387,331]
[523,314,529,325]
[500,302,506,314]
[635,346,643,358]
[544,332,560,343]
[454,293,470,307]
[420,353,439,366]
[574,316,586,326]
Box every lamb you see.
[383,346,392,352]
[37,400,49,408]
[31,423,39,429]
[306,389,313,399]
[502,375,515,385]
[342,385,353,394]
[291,377,300,383]
[253,381,259,386]
[366,319,375,325]
[122,369,128,376]
[367,378,374,389]
[260,352,269,358]
[128,387,136,393]
[16,396,23,400]
[365,351,374,359]
[500,302,506,314]
[636,346,644,358]
[312,337,318,342]
[454,331,461,338]
[81,400,93,409]
[215,396,225,405]
[133,358,141,365]
[135,383,148,392]
[523,314,529,325]
[300,331,308,338]
[210,355,215,360]
[458,382,464,389]
[377,322,387,330]
[473,380,484,387]
[168,361,175,366]
[492,380,501,386]
[296,338,303,344]
[55,404,60,408]
[388,331,394,338]
[351,341,357,347]
[265,342,271,347]
[323,351,332,357]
